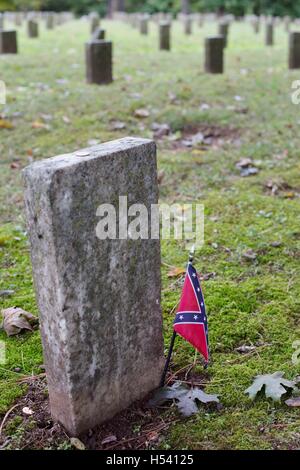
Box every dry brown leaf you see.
[1,307,38,336]
[101,435,117,445]
[0,119,14,129]
[285,397,300,407]
[167,267,186,278]
[31,121,48,129]
[134,108,150,118]
[70,437,85,450]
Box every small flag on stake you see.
[173,261,209,363]
[160,248,209,388]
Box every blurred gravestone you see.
[159,21,171,51]
[139,16,149,35]
[0,31,18,54]
[92,27,105,41]
[45,12,55,30]
[85,40,113,85]
[183,16,192,35]
[265,20,274,46]
[205,36,224,74]
[289,32,300,69]
[90,12,100,34]
[218,20,229,47]
[27,19,39,38]
[23,137,164,436]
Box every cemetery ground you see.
[0,18,300,450]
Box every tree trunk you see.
[181,0,190,15]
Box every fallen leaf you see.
[245,372,297,402]
[167,267,186,278]
[151,122,171,138]
[0,119,14,129]
[22,406,34,416]
[242,249,257,261]
[70,437,85,450]
[240,167,259,177]
[148,382,219,417]
[285,397,300,407]
[111,121,126,131]
[31,121,48,130]
[1,307,38,336]
[0,290,15,297]
[134,108,150,118]
[62,116,71,124]
[10,162,20,170]
[235,345,256,354]
[236,158,253,169]
[101,435,117,445]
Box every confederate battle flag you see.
[173,261,209,363]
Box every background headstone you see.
[218,20,229,47]
[159,21,171,51]
[183,16,192,35]
[27,19,39,38]
[265,21,274,46]
[85,40,113,85]
[0,30,18,54]
[92,27,106,41]
[23,137,164,436]
[289,31,300,69]
[90,12,100,34]
[205,36,224,74]
[0,13,4,30]
[139,17,148,35]
[45,12,55,30]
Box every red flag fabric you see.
[173,262,209,362]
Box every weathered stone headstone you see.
[90,13,100,34]
[14,12,22,27]
[289,32,300,69]
[252,17,260,34]
[45,12,55,30]
[23,137,164,436]
[218,21,229,47]
[284,16,291,33]
[92,27,105,41]
[205,36,224,74]
[139,17,148,35]
[85,40,113,85]
[159,21,171,51]
[27,19,39,38]
[0,13,4,30]
[265,21,274,46]
[0,30,18,54]
[183,16,192,35]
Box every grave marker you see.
[289,32,300,69]
[90,13,100,34]
[23,137,164,436]
[27,19,39,38]
[159,21,171,51]
[205,36,224,74]
[218,21,229,47]
[265,21,274,46]
[85,40,113,85]
[0,30,18,54]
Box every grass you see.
[1,17,300,450]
